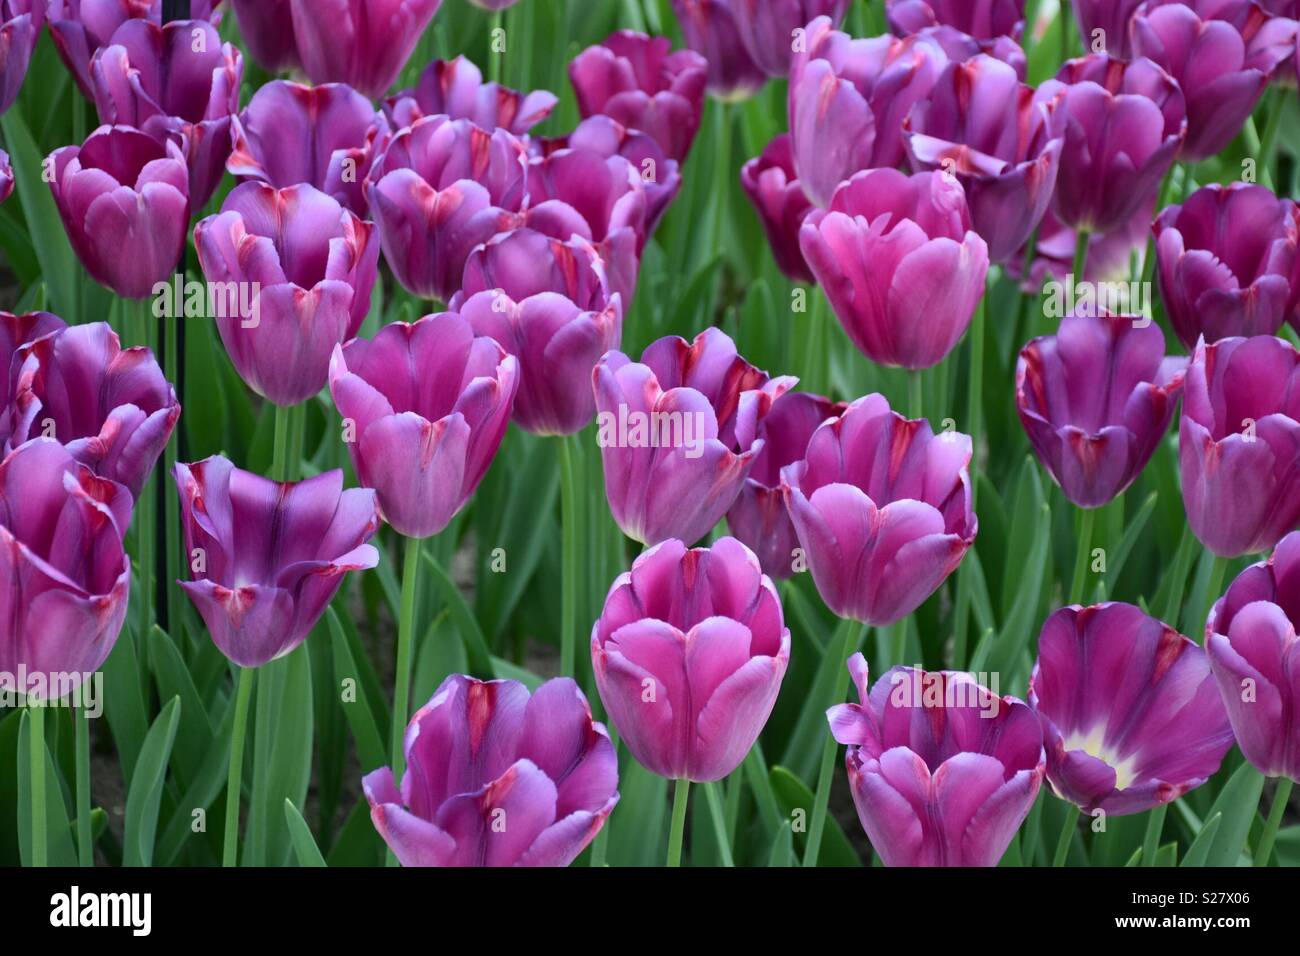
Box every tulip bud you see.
[0,0,42,114]
[288,0,444,99]
[739,134,815,284]
[385,55,557,135]
[672,0,766,101]
[230,0,299,74]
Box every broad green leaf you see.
[284,799,327,867]
[769,766,860,867]
[1181,813,1223,867]
[1203,762,1264,867]
[329,608,387,775]
[425,552,495,678]
[123,697,182,867]
[246,645,314,866]
[17,710,79,867]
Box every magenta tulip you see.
[1072,0,1146,58]
[731,0,849,76]
[456,229,618,314]
[288,0,443,98]
[911,24,1028,77]
[739,134,815,284]
[592,536,791,781]
[385,55,557,135]
[0,311,68,454]
[887,0,1025,38]
[1029,603,1234,815]
[328,311,519,539]
[828,656,1043,866]
[672,0,766,100]
[229,0,299,74]
[364,674,618,867]
[0,0,42,114]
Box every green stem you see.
[966,282,986,483]
[907,369,923,421]
[1052,803,1080,867]
[1159,523,1198,624]
[1257,89,1284,192]
[272,403,291,482]
[75,704,92,866]
[489,10,504,84]
[1141,803,1166,867]
[29,704,46,867]
[1196,555,1230,641]
[666,778,690,867]
[702,781,734,866]
[164,314,180,630]
[1254,777,1293,867]
[222,666,255,867]
[392,535,423,778]
[712,100,732,264]
[1069,508,1095,604]
[1059,0,1072,63]
[1072,228,1090,295]
[558,434,580,677]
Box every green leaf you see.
[17,710,78,867]
[1181,812,1223,867]
[769,765,860,867]
[981,500,1050,677]
[284,799,327,867]
[424,552,495,678]
[1203,762,1265,867]
[155,688,237,866]
[100,626,150,787]
[766,822,795,867]
[328,607,387,775]
[1100,492,1157,596]
[148,625,212,786]
[246,644,314,866]
[123,697,182,867]
[605,758,668,867]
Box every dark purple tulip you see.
[593,328,795,547]
[828,656,1044,867]
[672,0,766,100]
[193,181,380,407]
[726,390,844,578]
[228,81,390,217]
[1155,183,1300,348]
[0,148,11,203]
[49,125,190,299]
[288,0,443,99]
[739,134,814,284]
[730,0,849,76]
[0,0,42,114]
[1036,54,1184,234]
[887,0,1025,39]
[781,393,977,626]
[800,168,989,370]
[174,456,380,668]
[7,322,180,499]
[328,312,519,539]
[0,439,131,699]
[568,31,708,163]
[788,16,947,208]
[366,115,527,303]
[591,536,791,781]
[364,675,618,867]
[230,0,299,73]
[1016,312,1185,509]
[1206,531,1300,780]
[459,289,622,436]
[0,311,69,452]
[456,229,618,314]
[1072,0,1145,58]
[1180,335,1300,557]
[385,55,557,135]
[1030,603,1234,815]
[911,24,1028,77]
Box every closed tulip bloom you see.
[385,55,557,135]
[194,182,379,407]
[731,0,849,76]
[0,312,67,454]
[1155,183,1300,348]
[911,25,1028,77]
[1016,313,1185,509]
[230,0,299,73]
[781,393,977,626]
[828,656,1045,866]
[456,229,618,313]
[7,323,180,499]
[459,289,622,436]
[592,536,791,781]
[364,674,618,867]
[593,328,795,546]
[800,168,989,370]
[367,115,527,302]
[726,391,844,578]
[1029,603,1234,815]
[789,17,947,208]
[1206,531,1300,780]
[887,0,1025,39]
[1072,0,1145,58]
[1180,335,1300,557]
[0,0,42,114]
[49,125,189,299]
[89,18,243,207]
[672,0,766,100]
[288,0,443,98]
[228,81,390,216]
[0,439,132,699]
[904,54,1064,264]
[569,31,708,163]
[328,312,519,539]
[174,456,380,667]
[740,134,815,284]
[554,115,683,235]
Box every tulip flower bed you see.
[0,0,1298,875]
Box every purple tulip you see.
[364,674,618,867]
[726,391,844,579]
[887,0,1025,39]
[593,327,795,547]
[1072,0,1145,58]
[193,182,379,407]
[1017,202,1153,292]
[781,393,977,626]
[88,18,243,208]
[904,53,1064,264]
[1029,603,1234,815]
[1180,335,1300,558]
[288,0,443,99]
[828,655,1045,867]
[0,439,132,699]
[1155,183,1300,348]
[328,312,519,539]
[730,0,849,76]
[174,456,380,668]
[1016,313,1185,509]
[788,16,947,208]
[0,0,42,114]
[385,55,558,135]
[672,0,766,100]
[459,289,622,436]
[366,115,527,303]
[1206,531,1300,780]
[568,31,708,163]
[0,311,68,452]
[800,168,989,370]
[228,81,390,216]
[739,134,815,284]
[229,0,299,73]
[1035,54,1184,234]
[0,148,11,202]
[456,229,619,314]
[49,125,190,299]
[911,24,1028,77]
[6,322,180,499]
[591,536,791,781]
